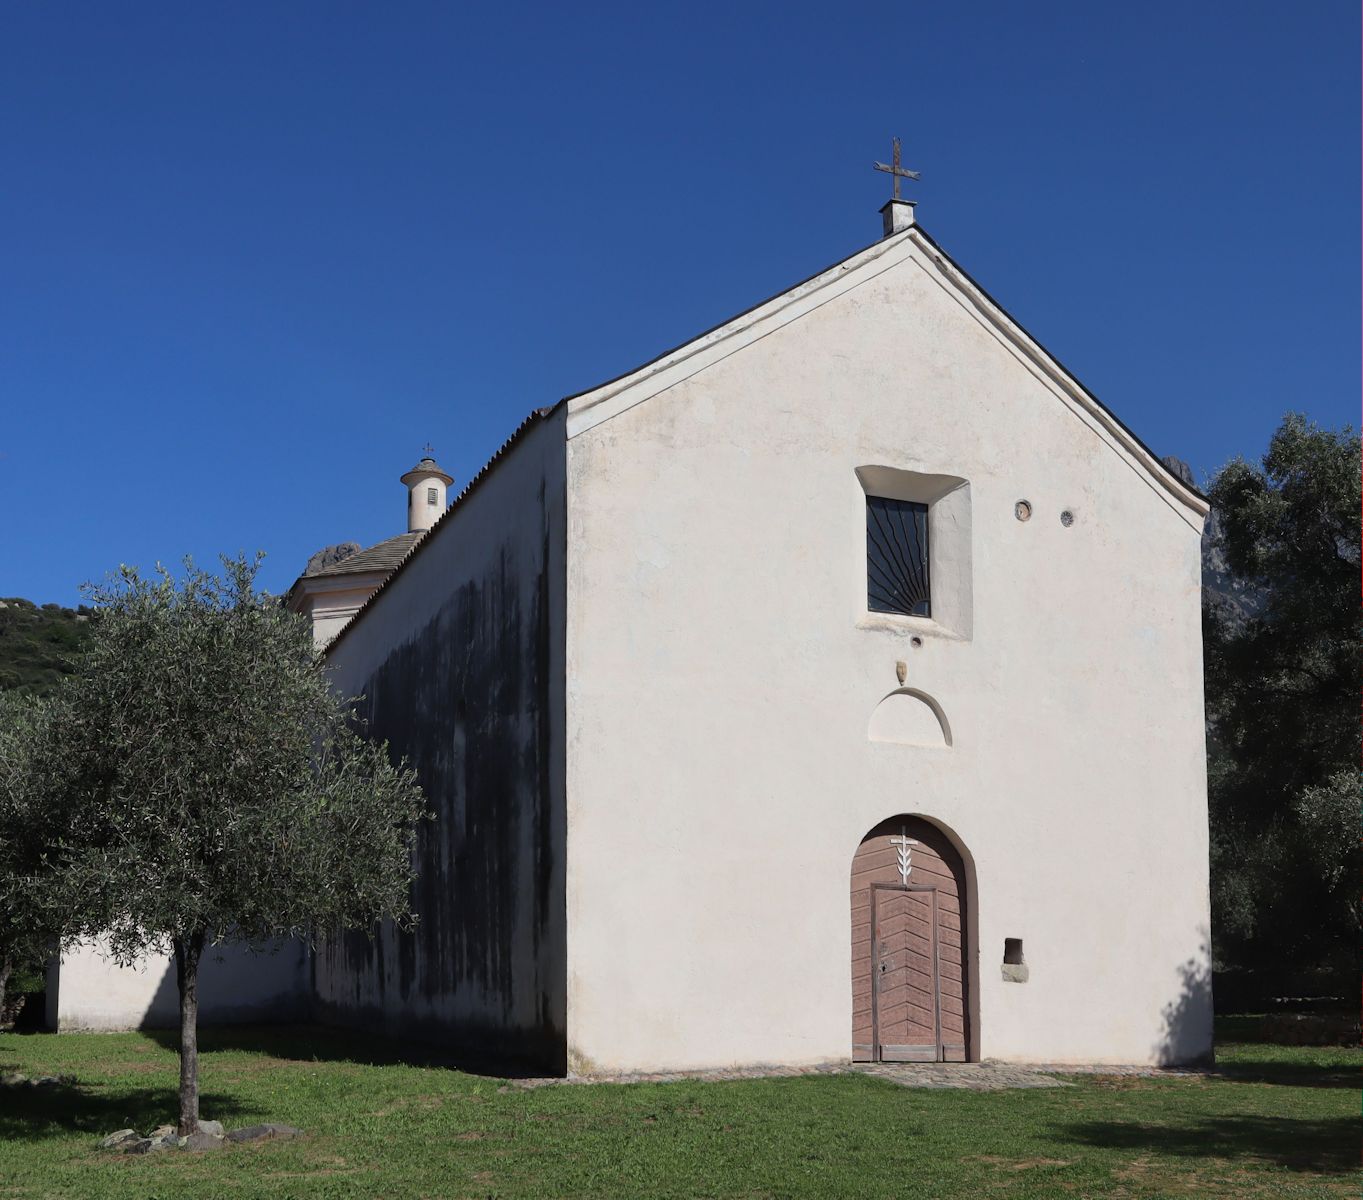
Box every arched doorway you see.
[851,816,973,1062]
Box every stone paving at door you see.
[849,1063,1071,1090]
[502,1061,1209,1092]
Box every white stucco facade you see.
[560,223,1210,1070]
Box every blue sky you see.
[3,2,1358,605]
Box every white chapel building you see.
[52,194,1213,1072]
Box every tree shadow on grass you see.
[0,1085,247,1145]
[1058,1114,1359,1174]
[1210,1059,1360,1089]
[141,1023,549,1078]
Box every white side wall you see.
[314,413,568,1071]
[564,237,1211,1071]
[50,937,308,1031]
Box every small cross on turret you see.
[874,137,922,238]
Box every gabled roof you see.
[324,215,1208,653]
[564,221,1208,523]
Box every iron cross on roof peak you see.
[873,137,921,201]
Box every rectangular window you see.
[426,487,438,505]
[866,495,930,617]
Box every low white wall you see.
[50,937,309,1031]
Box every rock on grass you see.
[99,1119,302,1152]
[98,1130,139,1150]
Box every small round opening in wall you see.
[910,636,923,648]
[1014,500,1032,522]
[1060,510,1075,527]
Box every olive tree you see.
[0,691,77,1020]
[48,556,428,1134]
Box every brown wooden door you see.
[872,886,939,1060]
[851,816,971,1063]
[935,885,968,1060]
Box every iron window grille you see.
[866,495,930,618]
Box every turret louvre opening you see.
[401,452,455,533]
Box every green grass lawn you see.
[0,1024,1356,1198]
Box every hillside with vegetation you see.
[0,599,93,696]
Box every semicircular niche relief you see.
[867,688,951,748]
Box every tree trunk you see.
[172,930,206,1136]
[0,957,11,1027]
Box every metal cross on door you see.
[889,829,918,884]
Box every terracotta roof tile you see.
[305,532,423,578]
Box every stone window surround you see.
[854,465,973,642]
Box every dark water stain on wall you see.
[315,481,565,1072]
